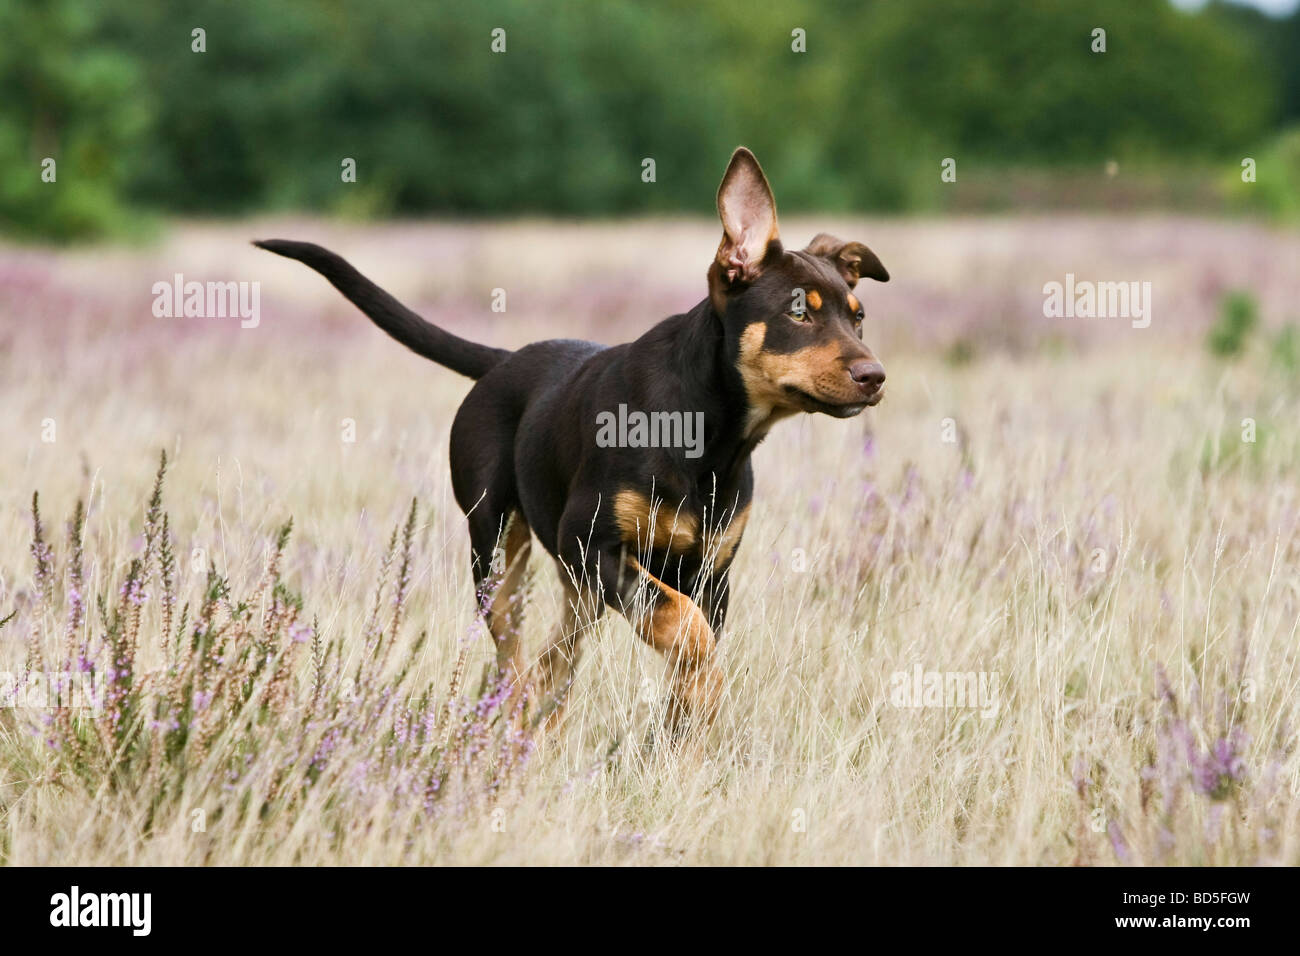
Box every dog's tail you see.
[253,239,511,380]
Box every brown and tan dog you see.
[256,147,889,734]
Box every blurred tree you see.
[0,0,149,238]
[0,0,1292,238]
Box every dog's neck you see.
[667,299,773,499]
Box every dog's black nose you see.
[849,360,885,391]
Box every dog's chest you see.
[611,487,750,567]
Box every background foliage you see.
[1,0,1297,238]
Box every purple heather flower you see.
[119,576,147,606]
[1107,820,1131,864]
[1072,756,1092,797]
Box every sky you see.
[1172,0,1299,14]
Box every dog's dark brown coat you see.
[255,148,889,732]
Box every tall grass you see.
[2,217,1299,864]
[3,453,532,863]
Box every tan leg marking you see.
[629,560,722,731]
[487,512,532,691]
[613,489,700,554]
[712,503,750,566]
[531,570,595,731]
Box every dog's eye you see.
[855,309,865,322]
[785,309,810,323]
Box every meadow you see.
[1,215,1298,865]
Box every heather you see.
[1,217,1298,864]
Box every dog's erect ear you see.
[804,233,889,287]
[715,148,780,284]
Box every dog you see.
[255,147,889,734]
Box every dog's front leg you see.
[627,560,724,735]
[696,567,733,640]
[557,508,723,736]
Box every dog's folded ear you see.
[714,148,780,285]
[804,233,889,286]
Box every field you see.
[2,215,1299,865]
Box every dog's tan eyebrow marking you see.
[806,290,823,311]
[847,293,860,312]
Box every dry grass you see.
[1,216,1299,865]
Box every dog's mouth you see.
[784,386,882,417]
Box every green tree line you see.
[1,0,1297,239]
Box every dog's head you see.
[708,148,889,434]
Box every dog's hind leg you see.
[471,509,533,706]
[531,566,601,731]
